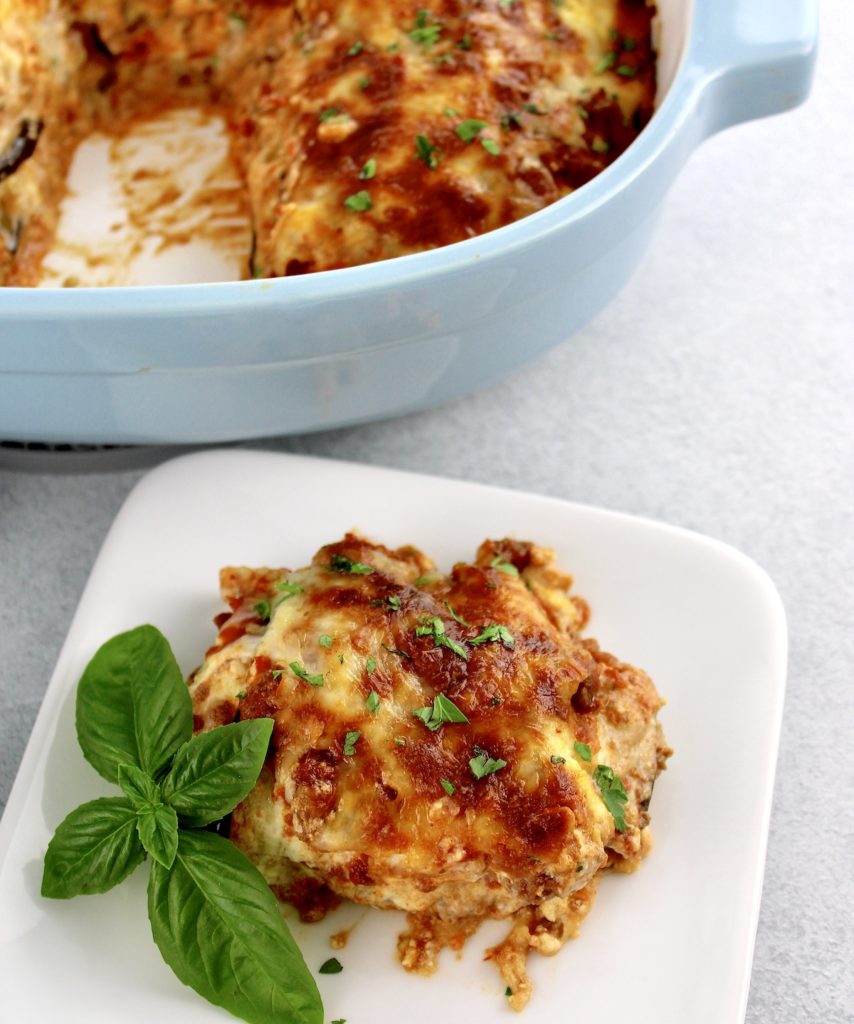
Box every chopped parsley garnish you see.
[498,0,514,9]
[253,599,271,622]
[319,957,344,974]
[469,623,515,649]
[505,987,513,997]
[387,595,401,610]
[593,764,628,832]
[329,553,374,574]
[290,661,324,687]
[415,615,468,660]
[338,653,345,664]
[489,556,519,576]
[343,190,372,212]
[358,75,371,90]
[319,634,333,649]
[591,137,610,154]
[470,752,507,779]
[412,574,433,586]
[455,118,487,142]
[550,754,566,764]
[236,690,247,700]
[366,690,381,714]
[617,63,637,77]
[360,158,377,180]
[342,732,361,757]
[412,692,469,731]
[415,134,440,169]
[443,107,461,118]
[574,740,592,761]
[409,10,443,46]
[595,51,616,73]
[457,33,472,50]
[394,737,406,746]
[623,37,637,51]
[440,778,456,796]
[366,656,377,676]
[387,41,399,53]
[381,643,412,660]
[444,601,471,627]
[524,102,546,114]
[228,13,247,29]
[491,696,503,706]
[501,111,523,131]
[575,863,584,873]
[481,138,500,155]
[576,104,589,120]
[347,40,364,56]
[275,580,303,597]
[319,107,341,121]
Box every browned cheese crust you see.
[189,534,670,1008]
[0,0,656,284]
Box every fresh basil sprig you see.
[41,624,323,1024]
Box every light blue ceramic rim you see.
[0,0,817,319]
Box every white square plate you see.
[0,449,786,1024]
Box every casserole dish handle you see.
[693,0,818,135]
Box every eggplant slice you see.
[0,120,44,185]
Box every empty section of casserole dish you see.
[0,0,656,284]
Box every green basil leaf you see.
[137,803,179,869]
[117,762,162,809]
[76,625,193,783]
[161,719,274,827]
[148,830,322,1024]
[41,797,144,899]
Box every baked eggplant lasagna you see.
[1,0,655,285]
[189,535,670,1008]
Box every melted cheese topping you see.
[0,0,656,283]
[189,534,670,1008]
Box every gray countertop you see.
[2,4,852,1021]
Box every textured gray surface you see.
[1,4,852,1021]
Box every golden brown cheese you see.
[0,0,655,284]
[189,534,670,1008]
[0,0,85,283]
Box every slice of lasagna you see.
[189,534,670,1009]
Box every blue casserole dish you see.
[0,0,817,444]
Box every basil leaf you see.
[137,803,179,869]
[42,797,144,899]
[76,625,193,783]
[161,719,274,828]
[148,830,322,1024]
[117,762,161,809]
